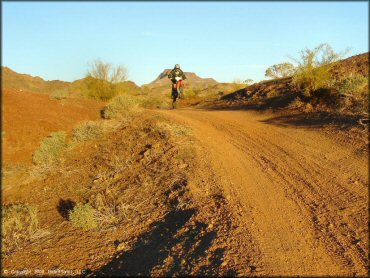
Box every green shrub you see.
[69,203,98,230]
[244,79,254,85]
[50,90,70,100]
[32,131,67,166]
[2,203,39,253]
[292,43,347,96]
[72,121,104,142]
[102,94,139,119]
[265,63,295,79]
[86,77,118,101]
[333,74,368,97]
[85,59,128,101]
[332,74,369,113]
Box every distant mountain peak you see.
[146,69,218,87]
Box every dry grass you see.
[157,122,193,137]
[32,131,67,166]
[2,203,39,254]
[50,89,70,100]
[101,94,140,119]
[72,121,104,143]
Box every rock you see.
[116,242,129,252]
[250,265,257,272]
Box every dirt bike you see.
[171,77,184,109]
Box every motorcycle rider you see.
[168,64,186,98]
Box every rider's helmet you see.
[175,64,180,69]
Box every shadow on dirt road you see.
[89,207,230,276]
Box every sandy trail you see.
[158,108,368,276]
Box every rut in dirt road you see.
[158,108,368,276]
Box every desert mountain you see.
[2,66,140,95]
[145,69,218,88]
[2,66,72,93]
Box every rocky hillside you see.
[2,67,72,94]
[212,52,369,116]
[145,69,218,88]
[1,67,140,96]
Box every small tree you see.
[290,43,348,96]
[86,59,128,100]
[265,63,295,79]
[88,59,127,83]
[243,79,254,85]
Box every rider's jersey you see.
[168,69,187,81]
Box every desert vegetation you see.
[72,121,104,143]
[2,203,39,254]
[85,59,128,100]
[265,63,295,79]
[49,89,70,100]
[101,94,140,119]
[243,79,254,85]
[69,203,98,231]
[222,44,369,121]
[291,43,348,96]
[32,131,67,167]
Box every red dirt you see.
[2,89,105,165]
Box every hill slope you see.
[2,66,141,96]
[2,88,104,165]
[2,67,72,94]
[209,52,369,117]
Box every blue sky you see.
[2,1,369,85]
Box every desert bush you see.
[185,88,197,98]
[333,74,368,97]
[2,203,39,253]
[140,96,170,109]
[101,94,140,119]
[69,203,98,230]
[91,191,121,227]
[243,79,254,85]
[332,75,369,113]
[32,131,67,166]
[50,89,70,100]
[72,121,104,142]
[265,63,295,79]
[157,122,192,137]
[312,88,342,109]
[85,59,128,101]
[88,59,127,83]
[85,77,117,101]
[292,43,348,96]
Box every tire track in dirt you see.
[157,108,368,276]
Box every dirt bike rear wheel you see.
[172,93,178,109]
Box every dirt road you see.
[158,108,368,276]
